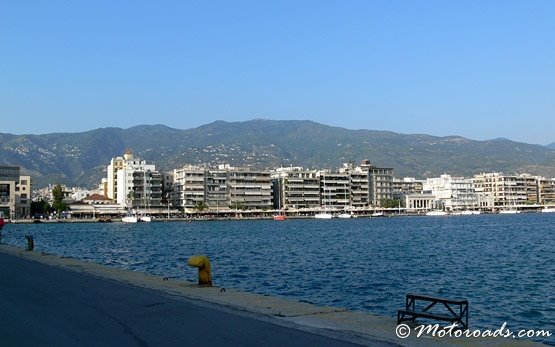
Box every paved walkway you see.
[0,251,379,347]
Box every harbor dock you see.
[0,244,544,346]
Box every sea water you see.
[3,213,554,344]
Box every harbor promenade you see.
[0,244,543,346]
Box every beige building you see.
[473,173,542,207]
[273,168,321,210]
[0,166,31,219]
[539,178,555,205]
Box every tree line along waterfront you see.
[2,149,555,220]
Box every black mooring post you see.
[25,235,34,251]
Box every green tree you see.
[31,199,52,216]
[194,201,208,211]
[52,184,68,213]
[380,198,401,208]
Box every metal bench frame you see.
[397,294,468,329]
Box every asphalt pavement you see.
[0,251,368,347]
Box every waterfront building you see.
[173,165,206,208]
[392,177,424,195]
[349,166,370,208]
[405,193,436,211]
[116,168,162,208]
[161,172,174,206]
[205,167,228,209]
[173,165,272,210]
[423,174,478,211]
[538,177,555,205]
[107,149,156,202]
[271,160,393,210]
[473,173,528,207]
[319,170,350,209]
[228,169,273,210]
[0,165,31,219]
[106,149,161,208]
[272,168,320,210]
[392,177,424,205]
[521,174,541,204]
[82,193,114,205]
[361,160,394,206]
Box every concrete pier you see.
[0,245,544,346]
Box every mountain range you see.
[2,119,555,188]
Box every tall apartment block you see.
[107,149,162,207]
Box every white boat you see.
[139,216,152,222]
[337,212,352,219]
[541,207,555,213]
[426,210,448,216]
[499,209,520,214]
[371,212,384,218]
[453,210,481,216]
[314,212,333,219]
[122,215,138,223]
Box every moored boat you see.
[426,210,448,216]
[499,209,520,214]
[314,212,333,219]
[139,216,152,222]
[337,212,352,219]
[122,215,138,223]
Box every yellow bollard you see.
[187,255,212,286]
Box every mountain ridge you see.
[2,120,555,188]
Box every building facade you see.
[473,173,530,207]
[173,165,273,210]
[423,174,477,211]
[0,166,31,219]
[106,150,161,208]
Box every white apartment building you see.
[106,149,160,207]
[423,174,477,211]
[116,168,162,207]
[107,149,155,201]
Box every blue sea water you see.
[3,213,554,344]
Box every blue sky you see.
[1,1,554,144]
